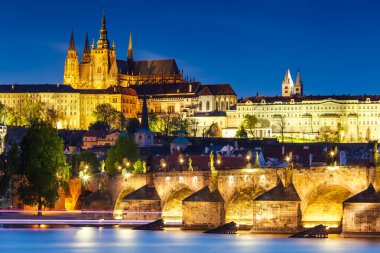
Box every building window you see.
[199,102,202,111]
[206,101,210,111]
[168,106,175,113]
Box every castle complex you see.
[0,15,379,142]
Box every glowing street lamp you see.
[246,155,251,161]
[83,174,90,182]
[329,150,336,166]
[285,156,291,163]
[216,159,221,165]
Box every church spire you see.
[81,32,91,64]
[69,30,76,50]
[128,32,133,60]
[97,14,109,49]
[141,95,149,130]
[294,68,303,95]
[281,68,294,97]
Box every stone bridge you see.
[87,166,379,229]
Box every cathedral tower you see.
[281,68,294,97]
[91,15,117,89]
[294,69,303,95]
[63,31,80,88]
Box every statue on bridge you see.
[188,157,193,171]
[210,150,215,172]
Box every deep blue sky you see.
[1,0,380,97]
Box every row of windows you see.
[238,104,380,111]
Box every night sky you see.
[1,0,380,97]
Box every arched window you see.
[206,101,210,111]
[199,101,203,111]
[221,101,225,111]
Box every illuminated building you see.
[0,15,237,130]
[224,69,380,141]
[64,15,184,89]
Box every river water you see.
[0,228,380,253]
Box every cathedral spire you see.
[81,32,91,64]
[97,14,109,49]
[69,30,76,50]
[128,32,133,60]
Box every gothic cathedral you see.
[64,15,184,89]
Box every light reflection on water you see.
[0,228,379,253]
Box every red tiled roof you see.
[197,84,236,96]
[83,130,107,138]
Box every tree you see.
[274,115,286,143]
[18,121,69,215]
[319,126,332,142]
[21,99,46,125]
[205,122,221,137]
[366,127,371,142]
[105,135,139,175]
[70,151,100,176]
[133,160,147,173]
[149,112,179,136]
[373,142,380,167]
[258,119,270,128]
[6,107,23,126]
[93,103,122,129]
[89,121,110,131]
[236,124,248,139]
[0,102,5,122]
[45,108,64,128]
[334,123,344,143]
[126,118,140,134]
[242,114,258,138]
[0,141,21,196]
[188,119,199,137]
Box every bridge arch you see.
[162,186,194,222]
[225,185,265,225]
[113,187,136,218]
[301,183,352,228]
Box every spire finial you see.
[128,31,133,60]
[294,68,303,95]
[97,13,109,49]
[81,32,91,64]
[129,32,133,50]
[69,30,75,50]
[84,32,89,50]
[102,13,106,28]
